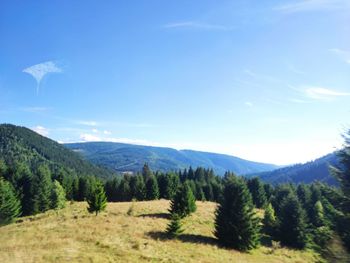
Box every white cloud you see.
[245,102,253,107]
[80,133,101,142]
[77,120,98,126]
[32,126,49,137]
[103,130,111,135]
[23,61,62,94]
[92,128,98,133]
[21,106,50,113]
[303,86,350,100]
[329,48,350,64]
[163,21,230,31]
[275,0,350,13]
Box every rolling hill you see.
[0,124,115,179]
[64,142,278,175]
[250,152,340,185]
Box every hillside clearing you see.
[0,200,321,263]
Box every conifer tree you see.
[35,164,53,213]
[311,200,326,227]
[247,177,267,208]
[87,181,107,215]
[263,203,277,238]
[169,181,196,218]
[51,180,66,210]
[146,175,159,200]
[214,178,260,251]
[278,193,308,249]
[0,178,21,225]
[166,213,184,238]
[142,163,152,178]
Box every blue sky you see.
[0,0,349,165]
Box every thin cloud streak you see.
[303,86,350,100]
[163,21,231,31]
[274,0,350,13]
[330,48,350,64]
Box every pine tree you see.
[87,181,107,215]
[166,213,184,238]
[214,178,260,251]
[278,193,308,249]
[35,164,53,213]
[142,163,152,178]
[263,203,277,238]
[51,180,66,210]
[247,177,267,208]
[146,175,159,200]
[0,178,21,225]
[169,181,196,218]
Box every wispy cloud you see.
[21,106,51,113]
[245,102,254,107]
[23,61,62,94]
[275,0,350,13]
[163,21,231,31]
[303,86,350,100]
[31,126,49,136]
[77,120,98,126]
[79,133,161,146]
[329,48,350,64]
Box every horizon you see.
[1,1,349,165]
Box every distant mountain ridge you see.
[249,152,339,185]
[0,124,115,179]
[65,142,279,175]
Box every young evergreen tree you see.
[214,178,260,251]
[311,200,326,227]
[0,178,21,225]
[51,180,66,210]
[135,175,146,201]
[263,203,277,238]
[278,193,308,249]
[35,164,53,213]
[87,181,107,215]
[166,213,184,238]
[146,175,159,200]
[247,177,267,208]
[169,181,196,218]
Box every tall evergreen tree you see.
[263,203,277,238]
[166,213,184,238]
[169,181,196,218]
[34,164,53,213]
[247,177,267,208]
[134,175,146,201]
[0,178,21,225]
[87,181,107,215]
[51,180,66,210]
[278,193,308,249]
[145,175,159,200]
[214,178,260,251]
[142,163,152,178]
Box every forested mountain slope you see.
[0,124,114,179]
[65,142,278,175]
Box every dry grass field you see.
[0,200,322,263]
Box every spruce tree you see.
[214,178,260,251]
[263,203,277,238]
[35,164,53,213]
[146,175,159,200]
[247,177,267,208]
[87,181,107,215]
[51,180,66,210]
[169,181,196,218]
[166,213,184,238]
[278,193,308,249]
[0,178,21,225]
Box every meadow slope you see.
[0,200,321,263]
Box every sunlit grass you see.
[0,200,321,263]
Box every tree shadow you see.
[137,213,171,219]
[147,231,217,245]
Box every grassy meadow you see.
[0,200,323,263]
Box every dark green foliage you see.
[214,177,260,251]
[105,177,120,202]
[195,182,205,201]
[146,175,159,200]
[51,180,66,210]
[278,193,308,249]
[310,200,326,227]
[247,177,267,208]
[0,178,21,225]
[169,181,196,218]
[142,163,152,178]
[118,177,132,201]
[34,164,53,213]
[263,203,277,238]
[166,213,184,238]
[87,181,107,215]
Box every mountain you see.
[64,142,278,175]
[250,152,340,185]
[0,124,115,179]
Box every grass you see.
[0,200,322,263]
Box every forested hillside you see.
[250,153,339,185]
[0,124,114,179]
[65,142,278,175]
